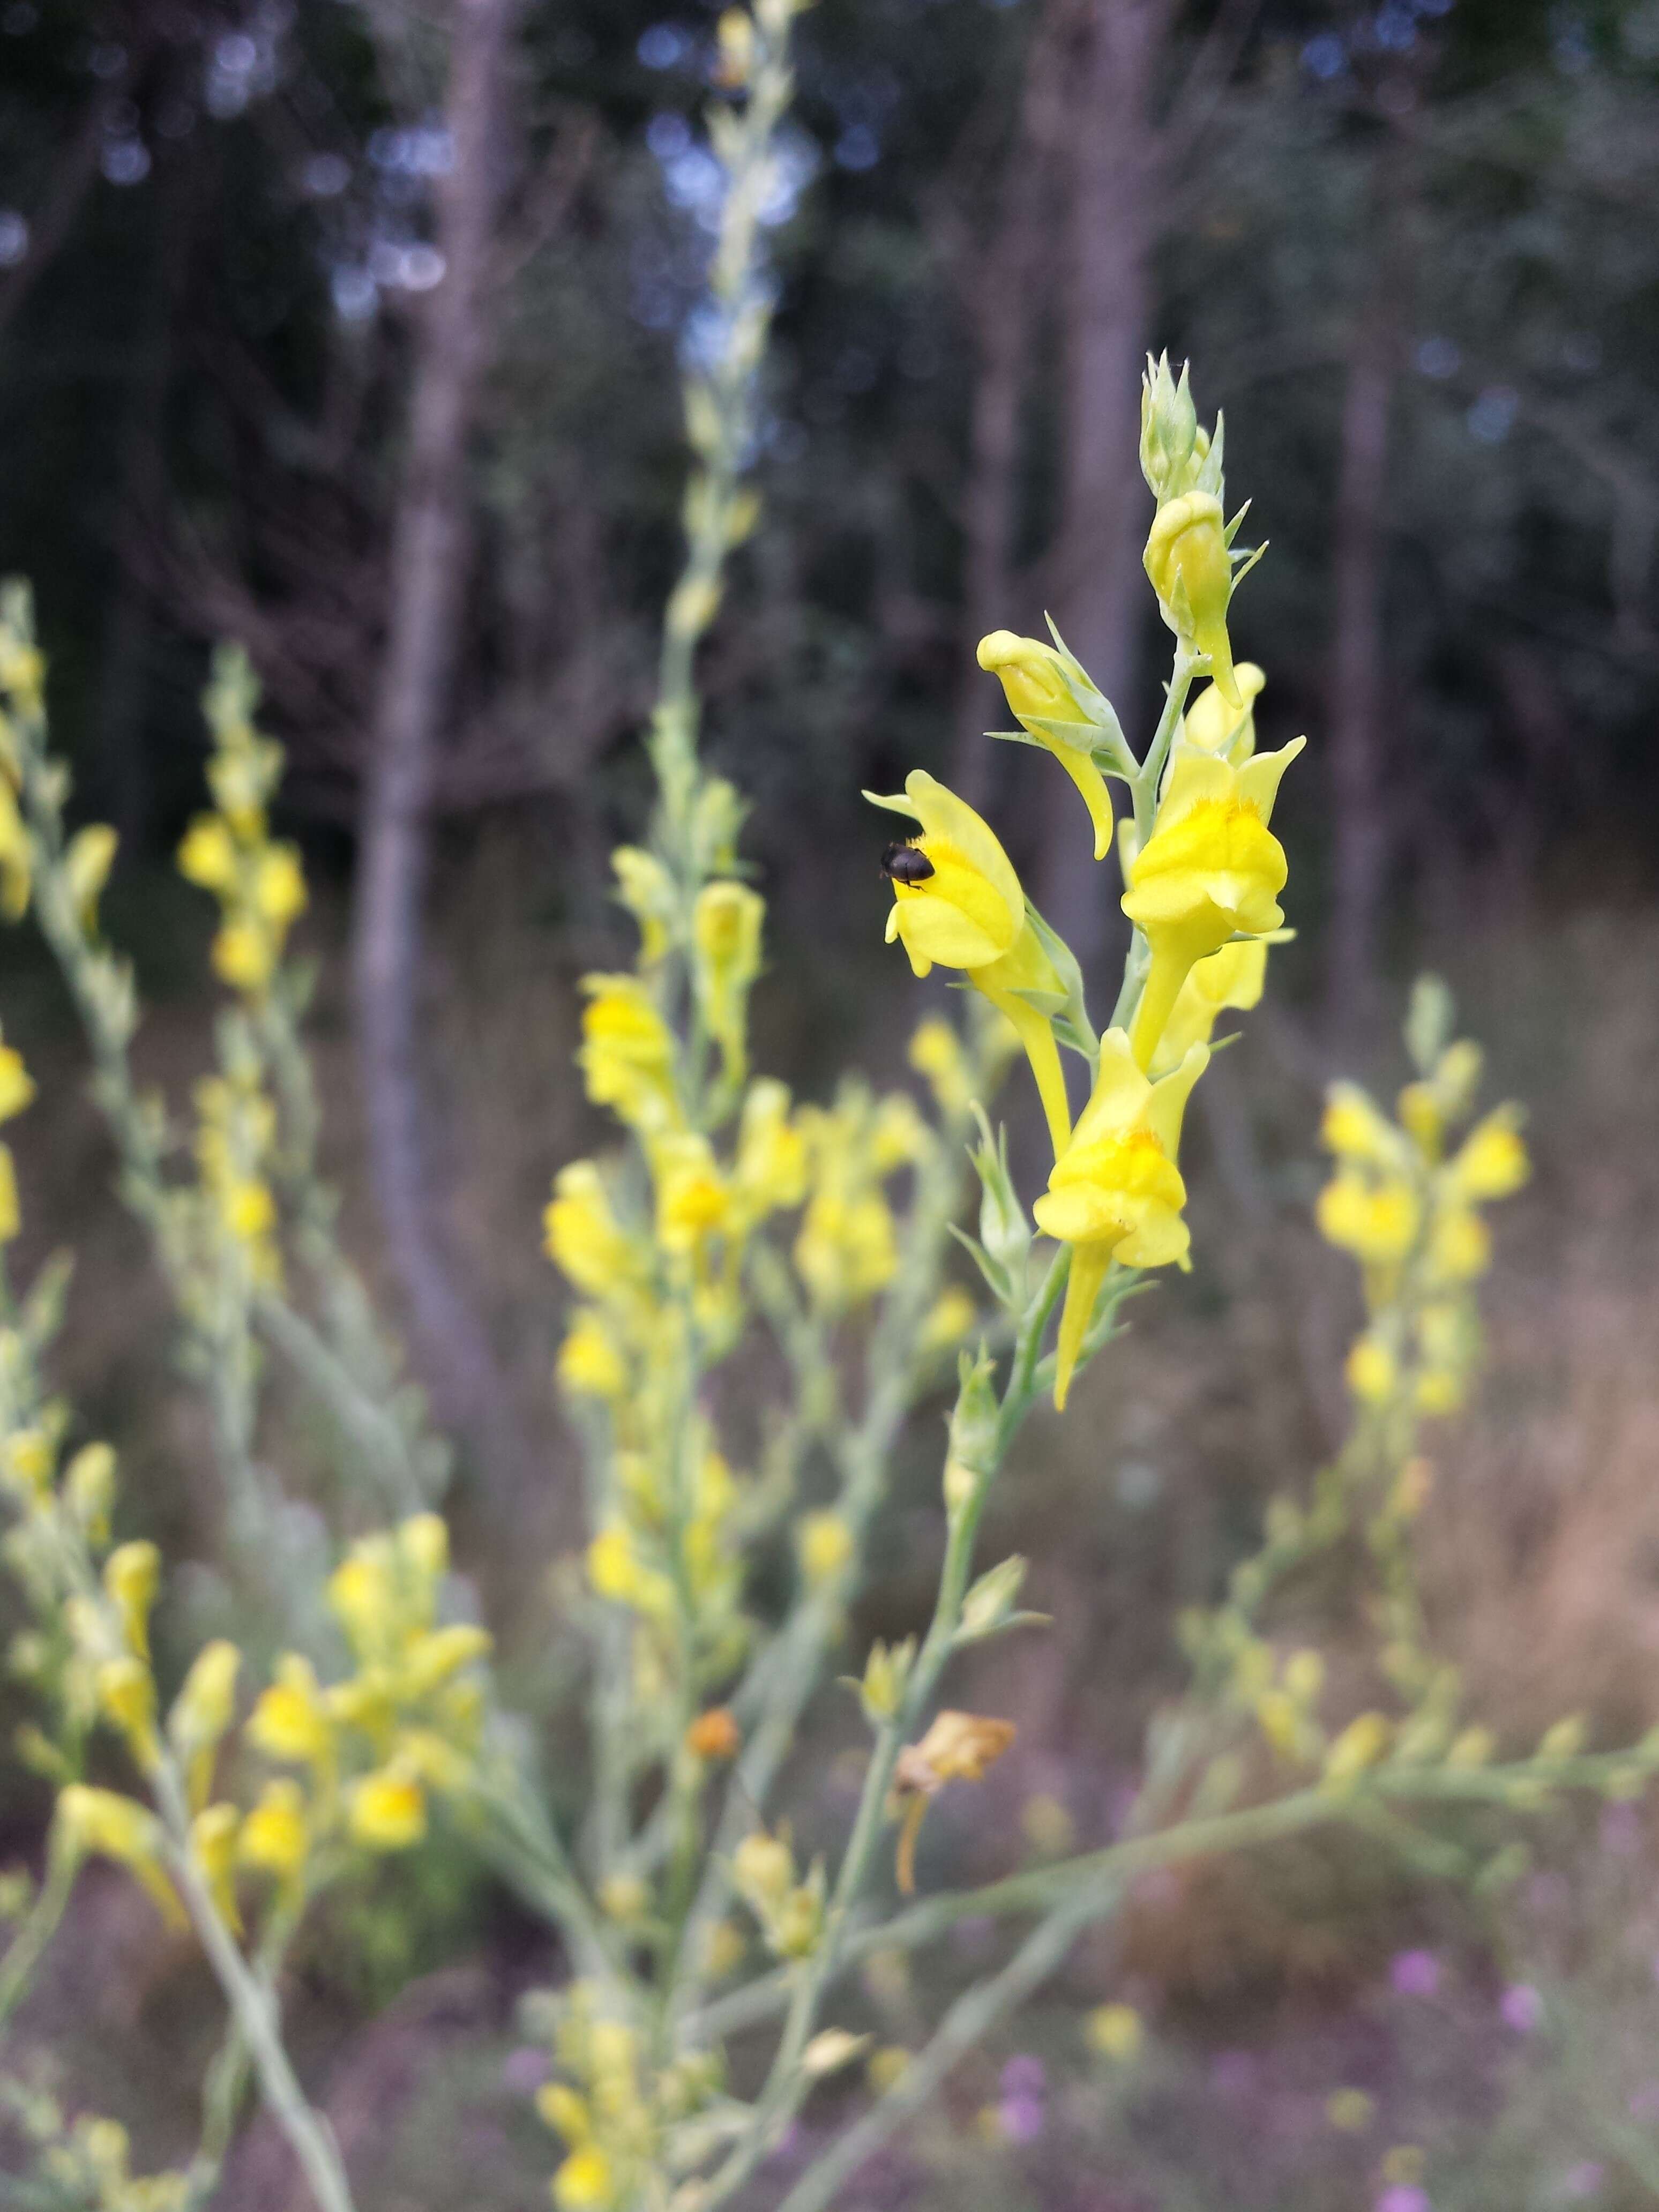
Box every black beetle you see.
[880,842,935,885]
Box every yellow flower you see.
[0,1146,17,1245]
[1085,2002,1144,2064]
[918,1285,977,1355]
[611,846,676,964]
[104,1541,161,1660]
[578,975,679,1137]
[1033,1030,1208,1409]
[975,629,1114,861]
[190,1803,242,1933]
[653,1133,730,1254]
[98,1656,160,1769]
[797,1510,854,1588]
[1147,938,1267,1077]
[53,1784,183,1927]
[212,919,273,993]
[177,814,238,892]
[238,1777,310,1882]
[1182,665,1264,757]
[64,823,118,932]
[1322,1711,1391,1784]
[731,1078,807,1220]
[553,2147,616,2211]
[1120,741,1303,1068]
[557,1312,628,1400]
[794,1188,896,1312]
[167,1640,241,1808]
[908,1017,971,1116]
[870,771,1072,1155]
[349,1762,427,1851]
[1144,490,1242,705]
[1448,1108,1529,1201]
[248,1653,335,1767]
[1426,1202,1489,1283]
[543,1163,637,1297]
[587,1522,672,1619]
[1316,1172,1419,1266]
[255,845,306,925]
[1345,1332,1397,1404]
[0,776,32,918]
[1321,1081,1407,1170]
[0,1040,37,1123]
[692,878,765,1073]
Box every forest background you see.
[5,0,1659,2206]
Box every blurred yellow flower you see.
[349,1763,427,1851]
[238,1777,310,1882]
[1085,2002,1144,2064]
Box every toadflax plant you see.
[0,7,1654,2210]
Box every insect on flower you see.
[880,841,935,885]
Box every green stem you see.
[0,1849,75,2031]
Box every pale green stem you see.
[776,1887,1104,2212]
[0,1848,75,2032]
[696,1249,1072,2203]
[152,1757,357,2212]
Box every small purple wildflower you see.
[1376,2190,1431,2212]
[999,2091,1045,2143]
[1389,1949,1440,1998]
[500,2046,549,2094]
[1499,1983,1543,2033]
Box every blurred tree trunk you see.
[354,0,524,1475]
[1325,130,1411,1038]
[951,3,1068,810]
[1042,0,1175,965]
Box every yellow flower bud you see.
[63,823,118,932]
[103,1541,161,1660]
[1322,1712,1391,1784]
[168,1639,241,1806]
[98,1656,160,1769]
[975,629,1115,861]
[1144,491,1240,705]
